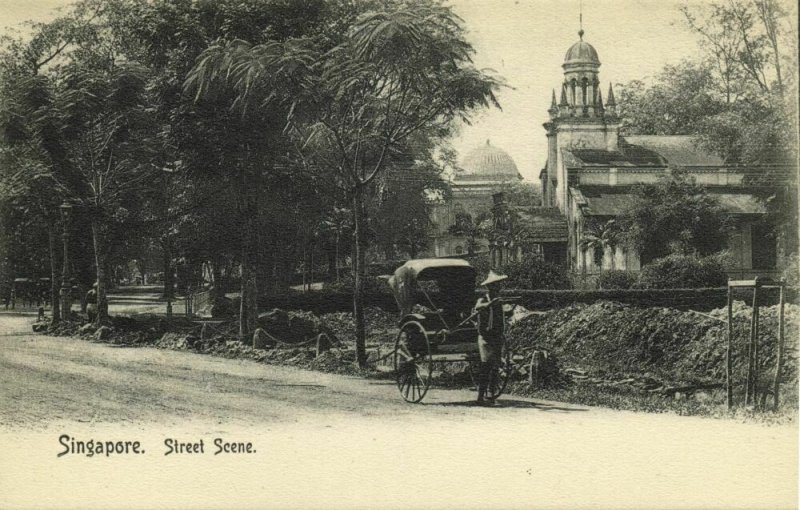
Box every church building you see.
[540,29,784,282]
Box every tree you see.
[0,7,102,321]
[579,218,620,271]
[616,61,727,136]
[373,161,450,260]
[56,60,159,324]
[618,169,731,264]
[187,1,502,365]
[503,253,570,290]
[680,0,790,98]
[448,210,491,256]
[300,3,502,366]
[619,0,798,262]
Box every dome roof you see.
[456,141,520,182]
[563,30,600,66]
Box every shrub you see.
[503,254,571,290]
[639,254,728,289]
[469,254,492,285]
[322,273,388,294]
[781,253,799,287]
[596,270,638,290]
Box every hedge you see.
[503,286,797,312]
[258,290,397,314]
[259,286,797,314]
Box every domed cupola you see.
[564,30,600,69]
[456,140,521,182]
[562,29,600,72]
[559,29,602,115]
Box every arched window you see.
[455,245,464,255]
[570,79,577,104]
[581,77,588,105]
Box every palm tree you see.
[579,218,621,272]
[449,210,491,255]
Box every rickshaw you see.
[387,258,516,403]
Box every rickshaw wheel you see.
[393,320,433,403]
[468,342,513,400]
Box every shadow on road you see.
[273,383,327,389]
[433,399,588,412]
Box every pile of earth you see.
[58,308,394,377]
[318,307,398,346]
[507,300,798,387]
[154,331,374,376]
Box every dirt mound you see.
[507,300,798,386]
[319,307,398,345]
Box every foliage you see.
[183,0,502,365]
[596,270,638,290]
[503,253,571,290]
[467,253,492,286]
[494,180,541,207]
[321,272,387,294]
[638,254,729,289]
[782,253,800,287]
[0,0,501,356]
[579,218,621,269]
[618,169,731,264]
[448,210,491,255]
[618,0,798,259]
[617,61,727,136]
[371,157,450,260]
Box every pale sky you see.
[1,0,795,182]
[450,0,699,181]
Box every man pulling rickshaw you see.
[474,270,508,406]
[387,259,516,404]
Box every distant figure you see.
[474,270,508,406]
[86,283,98,322]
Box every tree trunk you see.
[210,257,222,300]
[162,237,173,300]
[309,242,314,291]
[352,186,367,367]
[238,164,258,340]
[91,220,108,325]
[335,232,340,282]
[47,225,61,323]
[409,239,418,259]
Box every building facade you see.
[540,29,785,281]
[427,141,522,257]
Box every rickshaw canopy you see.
[388,258,476,317]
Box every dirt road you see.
[0,312,797,509]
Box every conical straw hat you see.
[480,270,508,287]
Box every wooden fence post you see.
[726,284,733,410]
[745,278,760,406]
[752,279,761,408]
[772,280,786,411]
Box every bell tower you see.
[541,28,621,210]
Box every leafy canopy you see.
[618,169,731,264]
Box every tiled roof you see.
[572,185,766,216]
[562,145,664,167]
[514,206,568,242]
[621,135,724,166]
[573,186,638,216]
[563,136,725,168]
